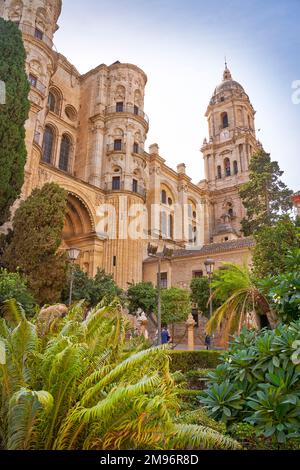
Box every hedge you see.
[169,350,221,372]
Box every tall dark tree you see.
[0,19,30,225]
[2,183,68,305]
[239,150,293,235]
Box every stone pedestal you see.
[186,313,196,351]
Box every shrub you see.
[200,323,300,444]
[169,350,221,372]
[0,268,35,315]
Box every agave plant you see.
[0,299,240,450]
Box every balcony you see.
[105,104,149,125]
[28,76,47,96]
[133,145,145,156]
[104,181,146,198]
[17,23,53,49]
[106,143,125,154]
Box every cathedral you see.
[0,0,259,291]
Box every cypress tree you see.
[2,183,68,305]
[0,18,30,225]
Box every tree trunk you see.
[265,309,280,329]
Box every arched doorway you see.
[62,193,103,276]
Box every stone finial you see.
[177,163,186,175]
[149,143,159,155]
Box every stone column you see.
[54,133,62,168]
[89,124,103,187]
[204,155,209,181]
[186,313,196,351]
[124,127,134,191]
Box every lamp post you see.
[204,258,215,349]
[147,243,173,345]
[67,247,81,306]
[204,258,215,320]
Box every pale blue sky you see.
[54,0,300,190]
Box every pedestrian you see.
[205,334,211,350]
[161,326,170,345]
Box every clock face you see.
[220,130,230,141]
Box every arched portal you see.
[61,193,103,276]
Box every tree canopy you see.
[127,282,157,316]
[159,287,191,325]
[239,150,293,235]
[252,215,300,278]
[190,277,213,318]
[0,19,30,225]
[62,267,122,307]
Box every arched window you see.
[133,142,139,153]
[217,165,222,179]
[48,92,56,113]
[47,88,61,115]
[221,112,229,129]
[161,190,167,204]
[161,211,167,237]
[59,134,71,172]
[188,224,193,243]
[42,125,55,164]
[224,158,231,177]
[233,160,238,175]
[169,214,174,239]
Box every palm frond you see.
[166,424,241,450]
[7,388,53,450]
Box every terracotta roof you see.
[144,237,254,262]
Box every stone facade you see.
[1,0,264,289]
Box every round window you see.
[65,105,78,122]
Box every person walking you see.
[205,334,211,350]
[161,326,170,345]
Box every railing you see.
[106,143,126,153]
[132,184,146,198]
[105,104,149,125]
[18,23,53,49]
[132,145,145,156]
[104,181,146,198]
[29,77,47,96]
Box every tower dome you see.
[210,63,246,105]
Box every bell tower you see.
[201,63,261,242]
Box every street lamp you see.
[204,258,215,320]
[204,258,215,349]
[67,247,81,306]
[147,243,173,345]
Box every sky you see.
[54,0,300,190]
